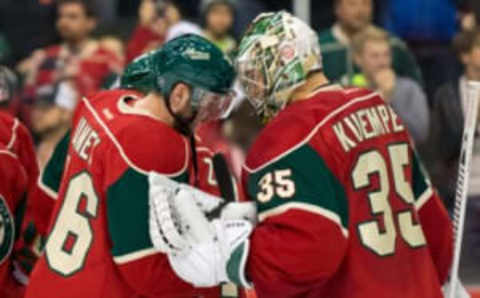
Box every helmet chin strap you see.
[164,94,196,136]
[164,94,200,186]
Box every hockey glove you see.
[148,172,256,287]
[166,188,253,287]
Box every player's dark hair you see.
[453,28,480,57]
[56,0,97,18]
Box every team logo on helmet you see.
[184,48,211,61]
[0,195,14,265]
[279,43,296,63]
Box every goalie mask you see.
[236,11,322,123]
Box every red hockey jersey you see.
[0,111,38,193]
[25,90,220,298]
[196,120,246,181]
[242,86,453,298]
[29,101,228,237]
[0,149,28,298]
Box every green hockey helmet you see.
[121,34,236,122]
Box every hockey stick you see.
[206,153,237,220]
[448,81,480,298]
[210,153,240,298]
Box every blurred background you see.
[0,0,479,291]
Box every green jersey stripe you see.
[247,144,349,230]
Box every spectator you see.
[202,0,236,54]
[99,36,125,68]
[163,0,203,41]
[428,29,480,206]
[100,36,125,87]
[126,0,168,63]
[427,28,480,283]
[318,0,422,86]
[17,0,123,101]
[30,81,77,169]
[460,0,480,32]
[461,12,477,32]
[351,26,429,145]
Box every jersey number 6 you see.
[45,172,99,276]
[352,143,426,257]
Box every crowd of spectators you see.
[1,0,480,281]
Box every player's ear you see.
[169,83,192,115]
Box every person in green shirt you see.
[202,0,237,55]
[318,0,423,86]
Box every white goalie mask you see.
[235,11,323,123]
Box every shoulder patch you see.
[0,194,14,266]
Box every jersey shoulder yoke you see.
[78,91,189,176]
[245,87,378,172]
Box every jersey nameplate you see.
[72,117,101,162]
[332,104,405,152]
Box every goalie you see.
[149,12,457,298]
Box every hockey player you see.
[149,12,454,298]
[28,45,232,235]
[18,48,234,287]
[0,147,28,298]
[13,62,146,281]
[25,34,235,298]
[0,67,38,297]
[0,67,38,194]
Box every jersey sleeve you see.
[0,150,27,215]
[12,131,70,279]
[0,151,27,297]
[244,143,349,297]
[15,121,39,193]
[30,131,70,236]
[411,151,453,284]
[105,165,197,296]
[104,127,218,296]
